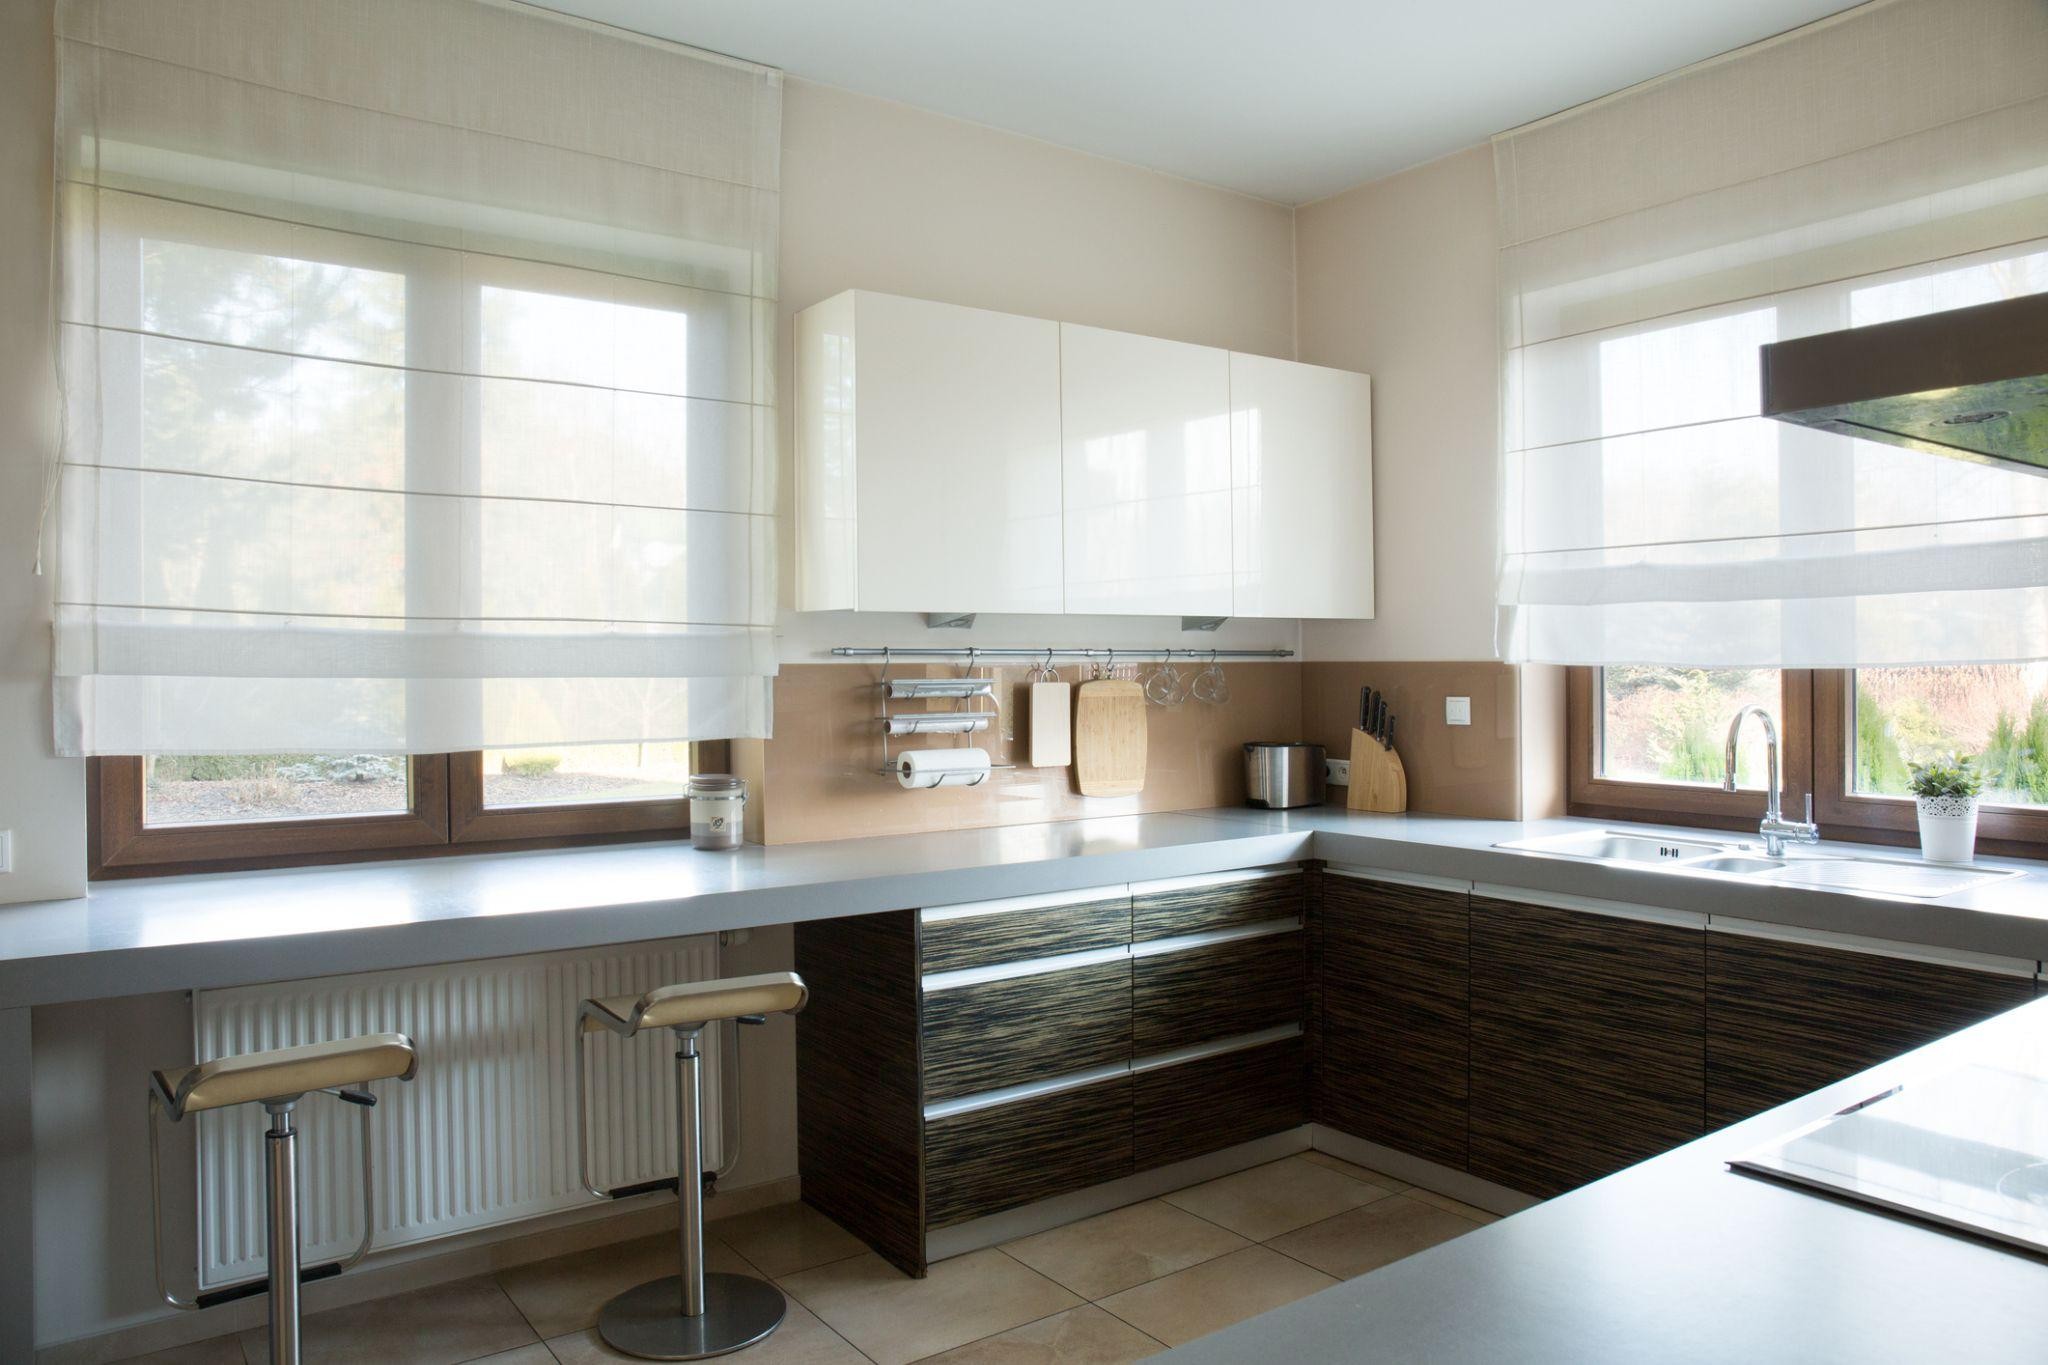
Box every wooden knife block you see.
[1346,727,1408,813]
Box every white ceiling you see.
[530,0,1859,204]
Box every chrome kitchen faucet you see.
[1723,705,1821,857]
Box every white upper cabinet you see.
[1058,324,1233,616]
[1230,352,1374,620]
[795,290,1372,620]
[795,291,1063,613]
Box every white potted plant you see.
[1908,754,1983,865]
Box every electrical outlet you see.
[1445,696,1472,726]
[1325,757,1351,786]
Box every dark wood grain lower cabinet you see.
[794,910,927,1275]
[1132,933,1306,1052]
[1468,896,1706,1199]
[922,960,1132,1101]
[1133,1037,1306,1170]
[1132,870,1307,940]
[1707,931,2035,1128]
[924,1078,1134,1228]
[919,894,1133,974]
[1316,874,1470,1169]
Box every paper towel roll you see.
[897,747,992,790]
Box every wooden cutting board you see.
[1074,678,1146,795]
[1346,727,1408,812]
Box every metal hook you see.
[1043,647,1056,681]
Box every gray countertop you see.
[1161,990,2048,1365]
[3,803,2046,1007]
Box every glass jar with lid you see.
[688,773,746,850]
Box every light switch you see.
[0,830,11,875]
[1445,696,1472,726]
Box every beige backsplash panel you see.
[1301,661,1522,820]
[748,662,1305,844]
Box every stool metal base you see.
[597,1272,787,1361]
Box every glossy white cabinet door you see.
[1230,352,1374,619]
[1059,324,1233,616]
[826,292,1063,614]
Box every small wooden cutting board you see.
[1074,678,1146,796]
[1029,678,1073,767]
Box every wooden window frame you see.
[1812,671,2048,858]
[88,746,715,879]
[1570,666,2048,859]
[1566,668,1813,835]
[90,755,454,879]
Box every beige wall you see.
[0,0,86,907]
[1293,145,1501,664]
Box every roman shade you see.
[51,0,780,754]
[1495,0,2048,667]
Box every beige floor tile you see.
[497,1232,759,1339]
[1159,1156,1392,1241]
[713,1201,870,1278]
[1406,1188,1501,1225]
[1265,1194,1481,1279]
[1000,1200,1248,1300]
[779,1249,1080,1365]
[1299,1150,1409,1192]
[915,1304,1165,1364]
[544,1298,866,1364]
[110,1337,247,1365]
[235,1274,536,1365]
[467,1347,558,1365]
[1096,1245,1335,1348]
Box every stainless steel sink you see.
[1495,829,2024,900]
[1686,855,1786,875]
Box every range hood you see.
[1760,290,2048,474]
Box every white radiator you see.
[191,936,723,1288]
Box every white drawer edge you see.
[1129,1023,1304,1075]
[920,885,1129,924]
[1472,883,1707,930]
[1128,918,1302,959]
[1129,866,1300,898]
[1708,915,2039,979]
[921,944,1130,993]
[923,1060,1130,1122]
[1324,866,1472,895]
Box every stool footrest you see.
[192,1260,342,1309]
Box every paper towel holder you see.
[872,647,1015,781]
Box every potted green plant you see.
[1908,754,1983,864]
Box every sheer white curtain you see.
[1496,0,2048,667]
[52,0,780,754]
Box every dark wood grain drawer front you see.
[920,892,1132,974]
[1132,870,1307,941]
[925,1078,1134,1228]
[1134,1037,1307,1170]
[1316,874,1470,1169]
[1468,896,1705,1200]
[1132,933,1306,1053]
[921,960,1133,1101]
[1707,932,2034,1129]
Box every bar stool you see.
[576,972,808,1361]
[148,1033,419,1365]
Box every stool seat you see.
[152,1032,418,1117]
[580,972,808,1037]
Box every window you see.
[92,744,714,877]
[1571,666,2048,855]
